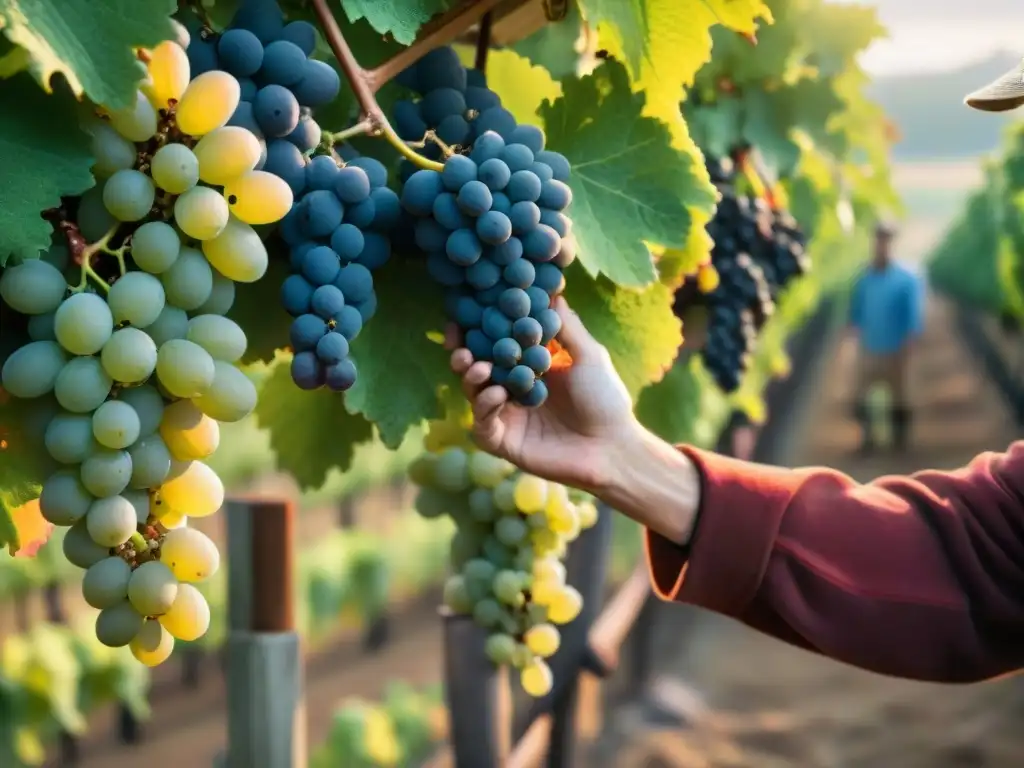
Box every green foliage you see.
[929,123,1024,317]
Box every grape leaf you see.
[340,0,452,45]
[685,97,744,161]
[345,257,452,448]
[253,352,374,490]
[577,0,648,74]
[656,206,713,288]
[635,355,731,446]
[514,2,586,81]
[228,243,291,364]
[481,49,560,127]
[0,0,177,110]
[2,499,52,558]
[540,60,712,288]
[562,263,682,397]
[0,75,94,265]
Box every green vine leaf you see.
[563,263,683,397]
[513,2,586,81]
[254,352,374,490]
[577,0,648,74]
[0,75,93,265]
[345,257,453,448]
[340,0,452,46]
[0,0,177,110]
[541,59,713,288]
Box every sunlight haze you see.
[830,0,1023,75]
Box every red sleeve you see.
[643,442,1024,683]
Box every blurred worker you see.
[848,222,924,454]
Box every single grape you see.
[64,518,111,568]
[108,90,158,142]
[128,435,173,489]
[131,221,181,274]
[116,385,164,436]
[485,633,517,665]
[264,139,308,194]
[151,143,200,194]
[1,340,66,398]
[103,169,156,222]
[145,40,190,109]
[39,470,93,526]
[159,527,220,582]
[95,602,144,647]
[175,186,230,241]
[0,257,67,315]
[217,28,264,77]
[223,170,294,225]
[93,400,142,450]
[324,358,356,391]
[442,574,474,614]
[253,84,300,137]
[161,247,214,310]
[196,273,236,315]
[194,126,264,185]
[128,560,179,616]
[177,70,241,136]
[54,292,114,355]
[85,495,137,546]
[291,59,341,107]
[261,40,306,86]
[520,658,554,696]
[186,315,247,363]
[45,413,97,464]
[290,350,324,389]
[89,122,137,178]
[546,584,583,624]
[109,272,166,328]
[158,460,223,518]
[202,217,269,283]
[158,583,212,641]
[156,338,215,398]
[145,305,190,347]
[82,556,132,609]
[130,619,175,666]
[160,399,220,461]
[54,356,113,413]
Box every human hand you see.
[446,296,638,493]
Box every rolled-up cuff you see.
[643,445,795,617]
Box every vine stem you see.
[322,119,375,146]
[308,0,506,170]
[71,224,120,293]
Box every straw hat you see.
[964,58,1024,112]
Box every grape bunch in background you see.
[395,48,576,407]
[185,0,340,163]
[675,155,809,393]
[409,439,597,698]
[0,27,292,666]
[277,153,401,390]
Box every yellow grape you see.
[202,217,268,283]
[159,527,220,582]
[544,483,571,515]
[193,127,262,185]
[130,619,175,666]
[533,557,566,585]
[547,584,583,625]
[144,40,190,109]
[520,658,553,697]
[524,623,561,658]
[176,71,240,137]
[108,90,158,142]
[547,504,579,537]
[159,461,223,518]
[513,474,549,514]
[159,510,188,529]
[576,500,598,529]
[222,171,294,225]
[697,263,720,293]
[530,577,560,607]
[174,186,230,241]
[159,583,212,641]
[159,399,220,461]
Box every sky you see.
[831,0,1024,75]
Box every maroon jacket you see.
[644,443,1024,683]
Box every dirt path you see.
[591,294,1024,767]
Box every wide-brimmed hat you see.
[964,58,1024,112]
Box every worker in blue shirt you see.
[848,222,924,454]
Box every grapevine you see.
[0,26,290,663]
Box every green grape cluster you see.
[0,25,290,667]
[409,444,598,697]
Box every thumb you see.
[552,296,603,362]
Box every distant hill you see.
[869,52,1019,160]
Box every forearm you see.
[591,424,701,546]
